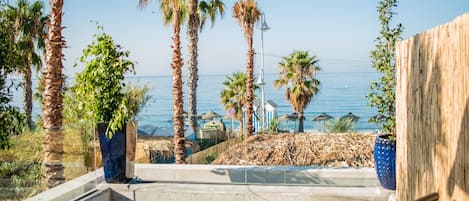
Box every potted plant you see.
[367,0,403,190]
[74,26,148,183]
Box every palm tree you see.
[274,50,321,133]
[139,0,187,164]
[220,71,257,134]
[232,0,260,139]
[186,0,224,134]
[43,0,65,189]
[5,0,48,129]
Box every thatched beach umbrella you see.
[340,112,360,123]
[312,113,333,121]
[202,111,221,120]
[280,113,299,132]
[312,113,334,131]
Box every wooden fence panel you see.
[396,13,469,201]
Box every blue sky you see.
[38,0,469,76]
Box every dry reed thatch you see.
[212,133,375,167]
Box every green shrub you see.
[325,118,356,133]
[205,152,217,164]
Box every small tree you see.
[74,26,135,139]
[367,0,403,138]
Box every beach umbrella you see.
[340,112,360,123]
[202,111,221,120]
[312,113,334,132]
[287,112,299,132]
[312,113,333,121]
[279,114,292,130]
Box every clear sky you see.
[38,0,469,76]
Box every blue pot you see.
[97,123,128,183]
[374,134,396,190]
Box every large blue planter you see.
[374,134,396,190]
[97,122,136,183]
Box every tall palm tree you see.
[274,50,320,133]
[6,0,48,129]
[220,71,257,134]
[186,0,224,135]
[139,0,187,164]
[232,0,260,140]
[43,0,65,189]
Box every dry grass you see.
[212,133,376,167]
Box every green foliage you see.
[0,132,43,200]
[274,50,321,113]
[268,118,280,133]
[325,118,356,133]
[122,83,151,121]
[74,26,135,139]
[0,106,26,149]
[205,151,217,164]
[367,0,403,137]
[198,0,225,30]
[220,71,258,124]
[0,7,26,149]
[4,0,48,71]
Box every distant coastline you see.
[10,71,380,132]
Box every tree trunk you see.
[187,0,199,134]
[245,35,255,140]
[22,65,33,129]
[43,0,65,189]
[172,6,186,164]
[298,112,304,133]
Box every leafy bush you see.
[367,0,403,137]
[325,118,356,133]
[0,8,26,149]
[74,25,135,139]
[205,152,217,164]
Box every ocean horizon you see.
[10,71,381,133]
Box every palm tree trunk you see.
[298,112,304,133]
[43,0,65,189]
[187,0,199,134]
[172,6,186,164]
[23,65,34,129]
[245,35,255,139]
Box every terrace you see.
[27,164,395,201]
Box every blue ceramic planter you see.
[374,134,396,190]
[97,123,128,183]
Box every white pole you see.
[259,12,269,132]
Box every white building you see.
[251,99,278,132]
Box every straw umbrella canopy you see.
[312,113,333,121]
[312,113,334,131]
[279,114,293,131]
[202,111,222,120]
[279,113,299,132]
[340,112,360,122]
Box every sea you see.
[10,72,381,133]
